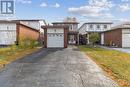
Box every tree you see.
[89,33,100,46]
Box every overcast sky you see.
[13,0,130,25]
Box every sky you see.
[5,0,130,25]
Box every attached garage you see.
[42,26,68,48]
[101,23,130,48]
[122,29,130,47]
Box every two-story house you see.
[0,19,46,46]
[15,19,46,30]
[79,22,113,44]
[52,17,79,44]
[0,20,41,46]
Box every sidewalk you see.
[99,45,130,54]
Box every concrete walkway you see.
[0,46,118,87]
[100,45,130,54]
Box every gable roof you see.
[84,22,113,24]
[41,25,69,29]
[102,22,130,33]
[0,20,39,32]
[52,22,79,24]
[14,19,44,21]
[0,20,16,23]
[111,22,130,29]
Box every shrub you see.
[89,33,100,46]
[18,36,39,49]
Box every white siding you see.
[79,24,87,35]
[0,23,16,30]
[86,24,111,32]
[0,23,17,45]
[47,28,64,33]
[122,29,130,47]
[79,23,112,34]
[122,29,130,34]
[72,24,78,31]
[101,33,104,45]
[53,23,78,31]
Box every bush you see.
[89,33,100,46]
[19,37,39,49]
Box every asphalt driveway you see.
[0,46,118,87]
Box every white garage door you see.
[122,34,130,47]
[47,33,64,48]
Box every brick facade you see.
[42,26,68,48]
[64,27,68,48]
[104,29,122,47]
[17,23,40,44]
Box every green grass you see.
[0,46,39,68]
[78,45,130,87]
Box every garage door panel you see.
[47,33,64,48]
[122,34,130,47]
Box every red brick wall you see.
[64,28,68,48]
[44,28,47,48]
[18,24,39,42]
[104,29,122,47]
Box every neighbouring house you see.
[16,19,43,30]
[17,19,46,44]
[42,25,68,48]
[79,22,113,44]
[0,20,40,46]
[101,22,130,48]
[52,17,79,44]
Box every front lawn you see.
[0,46,40,69]
[78,45,130,87]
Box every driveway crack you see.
[78,74,86,87]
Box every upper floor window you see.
[69,25,73,30]
[97,25,100,29]
[104,25,107,29]
[89,24,93,29]
[7,26,9,30]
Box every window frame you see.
[104,25,107,29]
[89,24,93,29]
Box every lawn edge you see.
[0,47,42,70]
[77,46,129,87]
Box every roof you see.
[52,22,79,24]
[0,20,17,23]
[102,22,130,33]
[0,20,39,32]
[14,19,44,21]
[41,25,69,29]
[112,22,130,29]
[0,19,45,22]
[84,22,113,24]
